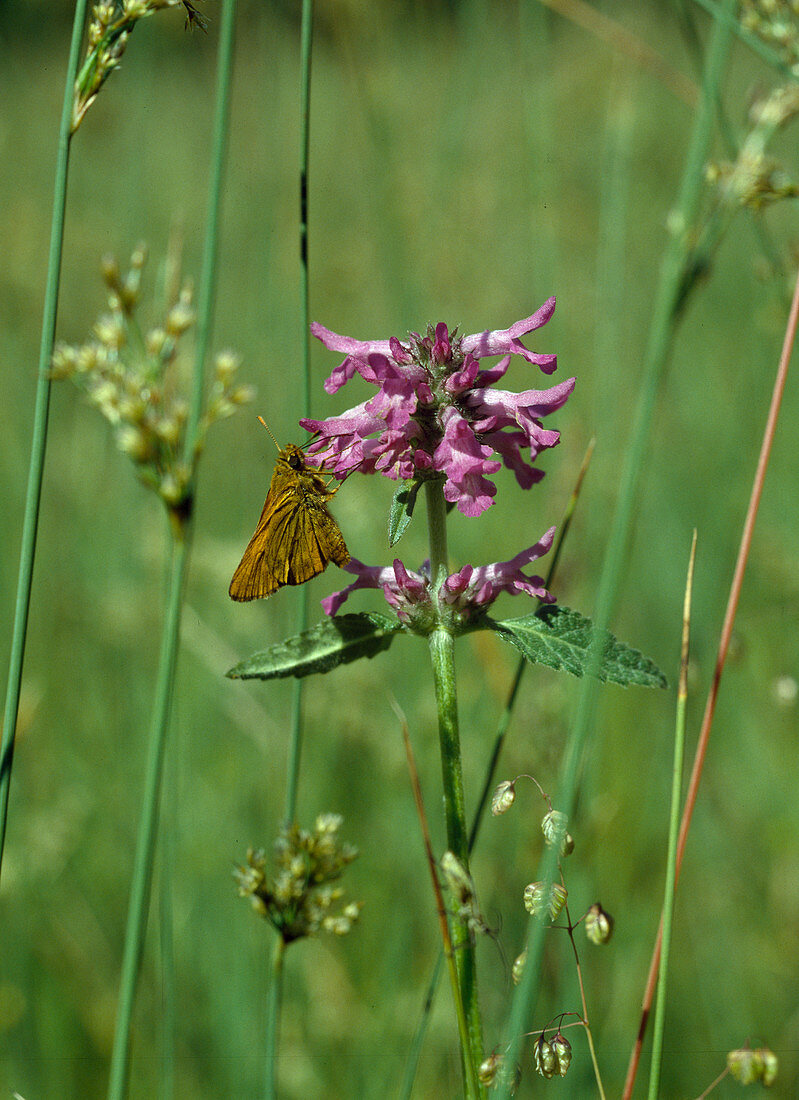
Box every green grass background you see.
[1,1,798,1096]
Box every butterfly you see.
[228,419,350,601]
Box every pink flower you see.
[301,301,574,517]
[321,528,556,629]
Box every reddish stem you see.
[621,266,799,1100]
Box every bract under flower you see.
[321,527,556,631]
[301,301,574,517]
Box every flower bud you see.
[534,1037,557,1079]
[145,327,168,358]
[759,1047,778,1086]
[229,384,255,406]
[50,344,79,379]
[130,241,148,270]
[478,1052,500,1086]
[511,947,527,985]
[155,416,181,446]
[551,1034,572,1077]
[159,472,184,506]
[585,902,614,945]
[116,425,150,462]
[166,299,195,336]
[728,1047,761,1085]
[542,809,574,855]
[214,350,241,385]
[101,253,121,290]
[491,780,516,816]
[523,881,567,922]
[94,314,126,351]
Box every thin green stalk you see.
[424,478,449,583]
[184,0,237,462]
[647,532,696,1100]
[107,524,189,1100]
[0,0,90,881]
[108,6,237,1094]
[268,4,314,1097]
[428,628,484,1099]
[264,935,286,1098]
[284,0,315,828]
[159,722,177,1100]
[494,8,735,1096]
[624,223,799,1100]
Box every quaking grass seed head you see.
[584,902,614,945]
[523,881,567,922]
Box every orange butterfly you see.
[229,419,350,601]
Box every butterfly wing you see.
[228,478,294,600]
[284,490,350,585]
[229,447,350,602]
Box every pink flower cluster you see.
[302,298,574,518]
[322,529,557,628]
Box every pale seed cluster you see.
[52,245,252,513]
[741,0,799,73]
[234,814,362,943]
[73,1,207,132]
[706,84,799,210]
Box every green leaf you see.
[227,612,403,681]
[485,604,668,688]
[388,480,421,546]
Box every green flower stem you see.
[493,7,735,1096]
[0,0,89,881]
[428,628,484,1097]
[107,520,189,1100]
[397,444,595,1099]
[424,477,449,584]
[265,935,286,1099]
[424,479,484,1096]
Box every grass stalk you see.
[264,935,286,1098]
[622,237,799,1100]
[184,0,238,462]
[493,7,736,1095]
[0,0,90,881]
[646,531,696,1100]
[107,525,189,1100]
[265,3,315,1096]
[284,0,315,827]
[107,5,237,1094]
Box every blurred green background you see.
[2,1,798,1096]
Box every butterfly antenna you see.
[257,415,281,453]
